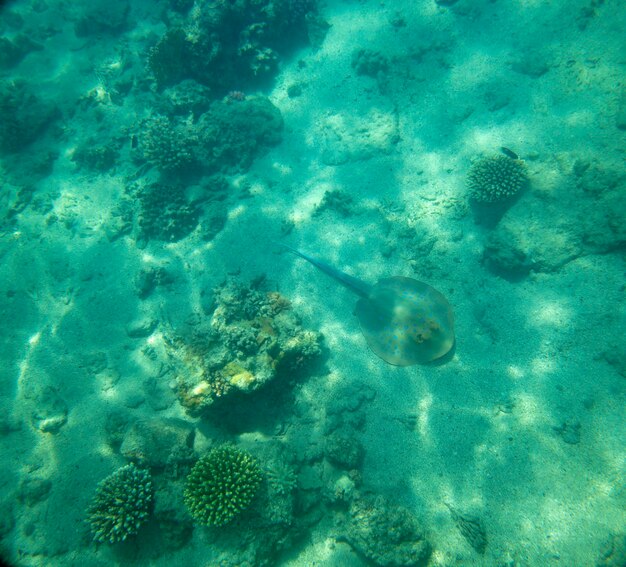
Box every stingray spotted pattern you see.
[280,245,454,366]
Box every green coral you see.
[86,463,153,543]
[467,154,528,203]
[184,446,262,527]
[141,114,197,173]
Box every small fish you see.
[500,146,519,160]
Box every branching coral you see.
[184,445,262,526]
[141,115,197,173]
[86,464,153,543]
[467,154,528,203]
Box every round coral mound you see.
[86,463,153,543]
[184,445,262,526]
[467,154,528,203]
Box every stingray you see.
[280,244,455,366]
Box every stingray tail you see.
[274,242,372,298]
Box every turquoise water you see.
[0,0,624,565]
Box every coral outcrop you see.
[86,464,153,543]
[147,0,321,93]
[184,445,262,526]
[160,279,322,415]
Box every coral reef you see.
[74,0,130,37]
[342,495,432,566]
[147,0,321,94]
[184,445,262,527]
[467,154,528,203]
[136,182,200,243]
[160,279,322,415]
[137,97,282,176]
[86,464,153,544]
[0,79,58,153]
[158,80,213,116]
[195,97,283,172]
[140,115,198,174]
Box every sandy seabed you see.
[0,0,624,565]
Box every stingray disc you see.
[355,276,454,366]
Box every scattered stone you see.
[313,189,356,217]
[17,477,52,506]
[123,390,145,409]
[554,420,581,445]
[483,87,511,112]
[599,343,626,377]
[351,48,389,79]
[475,155,626,279]
[120,417,195,469]
[510,52,550,77]
[125,315,158,338]
[287,83,304,98]
[104,409,132,449]
[144,377,175,411]
[153,482,193,551]
[325,381,376,434]
[332,475,356,503]
[597,532,626,566]
[0,414,21,434]
[325,433,364,469]
[31,387,68,434]
[0,500,15,538]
